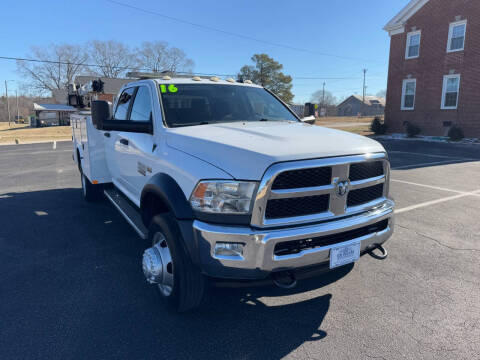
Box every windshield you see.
[159,84,299,127]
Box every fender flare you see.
[140,173,199,265]
[140,173,194,221]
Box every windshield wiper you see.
[259,118,289,122]
[172,121,210,127]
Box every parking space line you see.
[391,179,467,194]
[0,149,71,156]
[396,190,480,214]
[391,160,461,170]
[389,151,476,161]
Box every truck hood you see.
[166,121,386,180]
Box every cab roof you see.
[151,77,263,88]
[123,71,263,88]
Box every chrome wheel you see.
[152,232,174,296]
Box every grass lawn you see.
[330,125,373,136]
[0,122,71,144]
[315,116,376,125]
[315,116,375,136]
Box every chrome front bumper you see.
[193,200,395,279]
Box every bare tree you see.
[136,41,194,73]
[376,89,387,98]
[88,40,135,78]
[16,44,88,95]
[310,89,338,106]
[166,47,194,73]
[136,41,168,73]
[0,94,54,122]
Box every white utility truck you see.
[71,74,394,311]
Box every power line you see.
[293,76,360,80]
[362,68,367,115]
[106,0,378,63]
[0,55,369,81]
[0,55,235,76]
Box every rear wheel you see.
[145,214,208,312]
[80,172,102,202]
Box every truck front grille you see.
[347,184,384,207]
[265,195,329,219]
[251,154,389,227]
[271,167,332,190]
[274,219,389,256]
[349,161,384,181]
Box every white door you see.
[117,85,156,201]
[104,87,135,197]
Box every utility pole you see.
[362,69,367,116]
[322,82,326,117]
[15,90,19,122]
[5,80,11,126]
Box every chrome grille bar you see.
[269,184,335,199]
[349,175,386,191]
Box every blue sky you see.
[0,0,407,102]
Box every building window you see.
[447,20,467,52]
[405,30,421,59]
[401,79,416,110]
[441,74,460,109]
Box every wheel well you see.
[141,193,171,227]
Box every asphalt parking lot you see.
[1,140,479,360]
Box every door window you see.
[130,86,153,122]
[114,87,135,120]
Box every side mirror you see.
[91,100,112,130]
[301,115,316,125]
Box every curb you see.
[373,134,480,146]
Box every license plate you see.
[330,242,361,269]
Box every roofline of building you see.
[33,103,77,112]
[337,95,358,108]
[337,95,385,108]
[383,0,429,36]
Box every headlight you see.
[190,181,257,214]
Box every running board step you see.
[104,187,148,239]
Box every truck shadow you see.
[0,187,353,360]
[143,265,353,359]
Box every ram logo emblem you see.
[336,181,349,197]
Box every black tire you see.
[149,213,208,312]
[81,172,102,202]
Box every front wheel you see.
[81,173,102,202]
[144,214,208,312]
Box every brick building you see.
[384,0,480,138]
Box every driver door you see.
[118,85,156,201]
[104,87,135,198]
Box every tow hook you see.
[272,271,298,289]
[367,244,388,260]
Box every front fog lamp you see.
[214,243,244,258]
[190,181,257,214]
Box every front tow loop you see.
[272,271,298,289]
[367,244,388,260]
